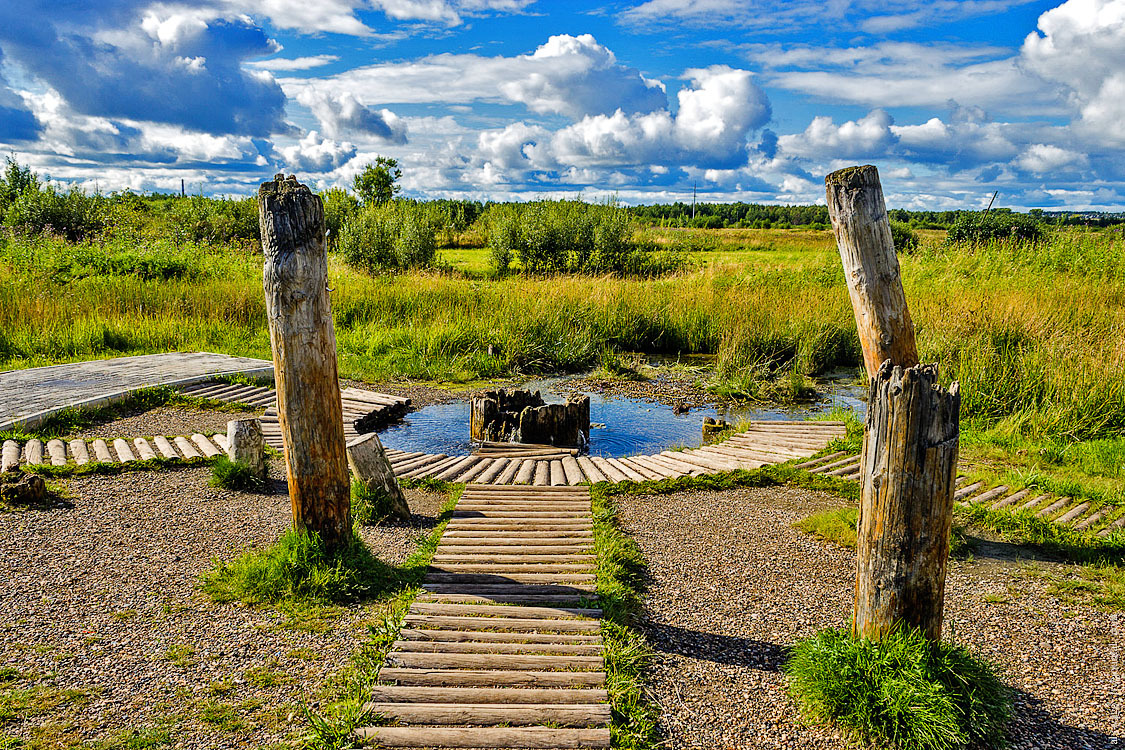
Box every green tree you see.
[352,157,401,205]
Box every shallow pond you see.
[378,375,865,458]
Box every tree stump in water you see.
[853,362,960,641]
[470,389,590,447]
[259,174,351,554]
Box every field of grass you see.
[2,224,1123,509]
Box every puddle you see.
[378,374,866,458]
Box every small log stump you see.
[1,474,46,506]
[346,433,411,521]
[853,362,960,641]
[227,419,265,479]
[470,389,590,447]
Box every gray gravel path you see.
[619,486,1124,750]
[0,458,445,749]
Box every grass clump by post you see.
[785,627,1011,750]
[796,507,859,547]
[209,456,266,492]
[350,479,397,526]
[201,526,402,630]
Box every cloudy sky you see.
[0,0,1122,209]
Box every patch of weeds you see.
[589,484,659,749]
[396,476,454,493]
[244,665,291,688]
[981,593,1011,604]
[1029,563,1125,611]
[350,479,397,526]
[0,685,94,725]
[796,507,859,547]
[197,701,243,732]
[111,610,137,621]
[785,627,1011,750]
[0,734,21,749]
[209,456,265,492]
[93,726,171,750]
[286,648,315,661]
[162,644,197,668]
[207,680,234,696]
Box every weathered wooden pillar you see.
[826,165,960,641]
[825,165,918,378]
[853,362,959,640]
[227,418,265,480]
[259,174,351,554]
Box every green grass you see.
[785,627,1011,750]
[201,526,399,614]
[795,507,859,547]
[350,479,398,526]
[209,456,265,492]
[1019,563,1125,611]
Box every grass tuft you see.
[785,627,1011,750]
[796,507,859,547]
[201,526,398,610]
[209,456,265,492]
[350,479,398,526]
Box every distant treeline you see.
[2,158,1122,247]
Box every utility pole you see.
[692,182,697,220]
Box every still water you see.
[378,375,865,458]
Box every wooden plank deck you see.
[355,484,610,748]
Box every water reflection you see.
[378,375,865,458]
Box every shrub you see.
[786,627,1011,750]
[945,211,1044,245]
[4,183,107,241]
[890,220,920,253]
[338,200,440,273]
[210,456,265,492]
[321,188,359,247]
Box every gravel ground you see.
[0,455,446,749]
[619,486,1125,750]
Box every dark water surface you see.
[378,376,865,458]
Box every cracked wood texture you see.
[853,362,960,641]
[259,174,351,553]
[825,165,919,377]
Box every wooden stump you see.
[853,362,960,641]
[825,165,918,377]
[227,419,265,479]
[1,474,45,506]
[259,174,351,553]
[346,432,411,521]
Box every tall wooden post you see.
[826,165,960,641]
[825,165,918,378]
[259,174,351,554]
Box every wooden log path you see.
[796,453,1125,538]
[355,484,610,748]
[175,382,411,451]
[387,421,847,488]
[0,352,274,433]
[2,434,232,470]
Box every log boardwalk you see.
[388,421,848,487]
[175,381,410,450]
[356,484,610,748]
[797,453,1125,538]
[0,352,273,432]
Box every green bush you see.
[890,220,920,253]
[786,627,1011,750]
[484,199,683,276]
[4,183,107,241]
[338,200,440,273]
[321,188,358,247]
[945,211,1044,245]
[210,456,265,492]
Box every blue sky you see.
[1,0,1122,210]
